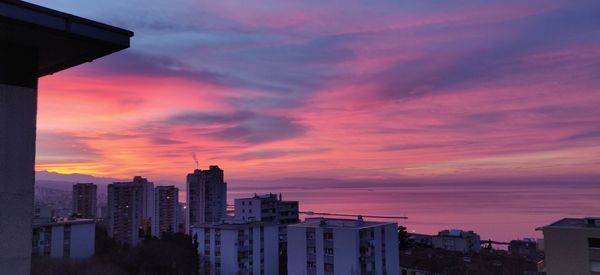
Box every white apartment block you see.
[191,220,279,275]
[234,193,299,224]
[288,217,399,275]
[32,219,95,259]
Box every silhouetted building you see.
[177,202,187,233]
[107,177,155,245]
[191,220,279,275]
[432,229,481,253]
[154,185,179,236]
[72,183,97,219]
[539,217,600,275]
[235,193,300,274]
[0,1,131,272]
[32,219,95,259]
[509,238,539,258]
[186,166,227,232]
[288,217,399,275]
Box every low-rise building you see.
[539,217,600,275]
[191,220,279,275]
[287,217,399,275]
[234,193,299,224]
[509,238,539,258]
[32,218,95,259]
[432,229,481,253]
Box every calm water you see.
[229,182,600,242]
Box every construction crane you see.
[226,204,407,220]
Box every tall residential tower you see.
[72,183,97,219]
[107,176,155,245]
[186,166,227,232]
[154,185,179,236]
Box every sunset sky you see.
[31,0,600,184]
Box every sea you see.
[229,181,600,243]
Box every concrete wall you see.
[263,225,280,274]
[287,226,307,275]
[0,84,37,275]
[50,226,65,257]
[384,223,400,275]
[234,198,262,221]
[70,223,95,259]
[544,227,600,275]
[333,229,359,275]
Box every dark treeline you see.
[32,225,199,275]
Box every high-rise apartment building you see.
[154,185,179,236]
[186,166,227,232]
[72,183,97,219]
[107,176,155,246]
[287,217,399,275]
[540,217,600,275]
[191,220,279,275]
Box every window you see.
[307,261,316,268]
[591,261,600,272]
[324,248,334,256]
[324,232,333,240]
[308,246,316,254]
[325,263,334,272]
[589,238,600,249]
[307,232,315,239]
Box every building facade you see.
[431,229,481,253]
[191,220,279,275]
[107,177,155,246]
[72,183,97,219]
[540,217,600,275]
[32,219,95,259]
[509,238,539,258]
[287,217,399,275]
[234,193,299,224]
[186,166,227,232]
[235,193,300,274]
[154,185,179,236]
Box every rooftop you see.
[0,0,133,76]
[190,219,275,230]
[290,217,395,229]
[33,218,95,227]
[539,217,600,230]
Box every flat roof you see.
[33,218,95,227]
[0,0,133,76]
[290,217,395,229]
[190,220,276,230]
[538,217,600,231]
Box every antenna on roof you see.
[191,153,199,169]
